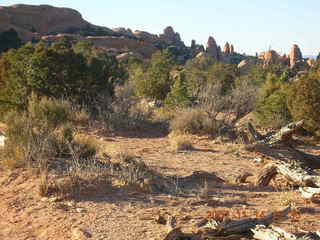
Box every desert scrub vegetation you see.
[168,132,194,151]
[0,95,98,170]
[0,40,125,113]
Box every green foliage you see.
[0,29,22,54]
[164,72,190,108]
[254,73,292,128]
[133,51,175,100]
[0,96,97,169]
[287,71,320,135]
[0,40,125,112]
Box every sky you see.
[1,0,319,56]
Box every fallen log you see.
[201,206,290,238]
[252,225,297,240]
[246,121,320,187]
[252,225,320,240]
[299,187,320,200]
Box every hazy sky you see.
[2,0,319,56]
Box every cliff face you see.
[0,4,95,41]
[0,4,248,63]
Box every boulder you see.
[238,59,254,70]
[223,42,231,54]
[0,4,94,41]
[112,27,135,38]
[116,52,143,62]
[289,44,303,67]
[159,26,185,47]
[230,44,234,54]
[259,50,281,67]
[206,36,219,61]
[133,30,156,40]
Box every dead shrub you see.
[96,84,156,132]
[169,133,194,151]
[170,108,224,136]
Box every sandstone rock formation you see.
[259,50,282,67]
[206,36,220,61]
[116,52,143,62]
[112,27,135,38]
[42,34,157,58]
[238,59,254,71]
[133,30,157,40]
[223,42,231,54]
[0,4,97,41]
[307,58,316,67]
[159,26,185,47]
[230,44,234,54]
[289,44,303,67]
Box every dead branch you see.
[201,206,290,238]
[245,121,320,188]
[299,187,320,200]
[252,225,320,240]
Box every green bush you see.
[0,96,97,169]
[0,40,125,112]
[133,50,175,101]
[0,29,22,53]
[254,73,292,128]
[164,71,191,108]
[287,71,320,135]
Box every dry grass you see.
[169,132,194,151]
[279,190,298,206]
[72,109,90,127]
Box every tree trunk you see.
[245,121,320,187]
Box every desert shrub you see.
[71,134,99,160]
[0,29,22,53]
[71,107,90,127]
[287,71,320,135]
[254,73,292,128]
[133,50,175,101]
[164,71,191,108]
[97,83,155,132]
[169,132,193,151]
[0,40,125,112]
[27,95,71,129]
[0,96,97,169]
[113,150,153,188]
[170,108,222,135]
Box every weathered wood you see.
[235,172,254,184]
[245,121,320,188]
[256,164,278,186]
[164,228,200,240]
[252,225,320,240]
[252,225,297,240]
[299,187,320,199]
[201,206,290,237]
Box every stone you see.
[0,4,94,42]
[71,227,91,239]
[307,58,316,67]
[289,44,303,67]
[259,50,281,67]
[112,27,134,38]
[230,44,234,54]
[159,26,185,47]
[223,42,231,54]
[237,59,254,71]
[191,39,196,49]
[206,36,219,61]
[0,132,6,147]
[133,30,156,40]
